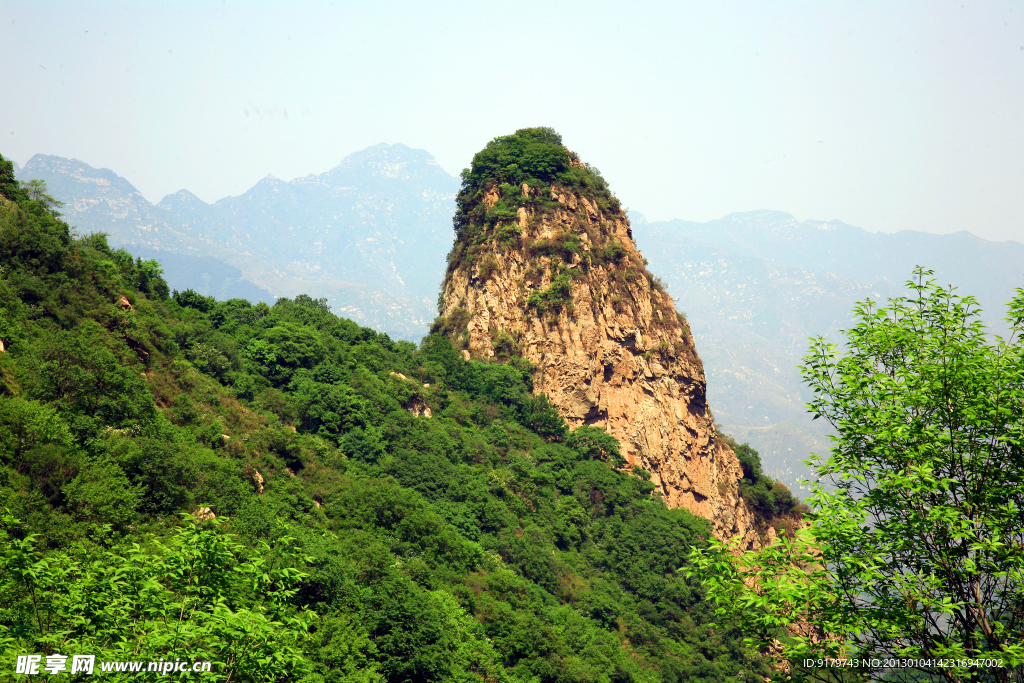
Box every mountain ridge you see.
[647,210,1024,327]
[635,210,1024,492]
[18,145,459,340]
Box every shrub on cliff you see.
[459,127,568,194]
[451,127,620,244]
[718,433,805,529]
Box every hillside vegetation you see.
[0,152,778,683]
[445,128,623,284]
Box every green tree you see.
[566,425,623,465]
[0,396,74,461]
[135,258,169,299]
[63,459,143,532]
[689,269,1024,683]
[19,179,65,217]
[1,513,316,682]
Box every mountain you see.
[432,128,804,545]
[0,149,774,683]
[17,144,460,340]
[643,210,1024,338]
[633,210,1024,493]
[124,246,276,303]
[17,150,1022,495]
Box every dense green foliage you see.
[0,155,773,682]
[453,128,620,236]
[444,128,626,281]
[4,514,315,682]
[718,434,806,533]
[692,271,1024,683]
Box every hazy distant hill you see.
[633,210,1024,492]
[18,144,459,339]
[16,150,1023,495]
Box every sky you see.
[3,0,1023,243]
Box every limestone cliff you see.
[434,128,758,543]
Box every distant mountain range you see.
[17,145,458,339]
[633,211,1024,492]
[14,149,1023,494]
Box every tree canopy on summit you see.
[459,127,570,194]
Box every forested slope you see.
[0,152,775,683]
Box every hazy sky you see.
[3,1,1023,242]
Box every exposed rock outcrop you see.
[436,129,757,542]
[194,506,217,522]
[391,372,433,417]
[405,398,432,419]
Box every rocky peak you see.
[157,189,210,213]
[317,143,458,194]
[435,128,756,541]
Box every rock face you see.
[435,130,756,542]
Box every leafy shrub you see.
[477,254,499,281]
[173,288,216,313]
[490,330,519,361]
[526,272,573,313]
[721,433,805,527]
[429,307,471,339]
[526,233,584,265]
[566,426,623,465]
[493,223,521,247]
[599,244,627,264]
[484,205,518,227]
[2,515,317,680]
[447,128,622,276]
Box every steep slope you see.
[434,128,757,540]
